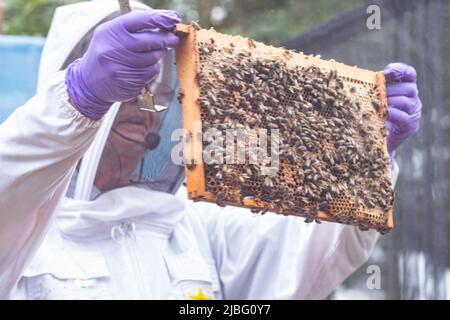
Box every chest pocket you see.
[21,249,112,300]
[163,253,222,300]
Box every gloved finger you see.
[387,107,419,133]
[384,63,417,83]
[116,82,143,98]
[126,31,180,52]
[116,63,161,84]
[387,96,420,115]
[386,82,418,98]
[142,63,161,82]
[119,49,166,67]
[122,10,181,33]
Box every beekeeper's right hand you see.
[66,10,181,120]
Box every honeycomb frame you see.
[175,24,393,233]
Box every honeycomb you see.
[175,24,394,233]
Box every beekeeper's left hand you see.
[384,63,422,159]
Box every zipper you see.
[111,220,148,299]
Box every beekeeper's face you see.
[94,100,161,191]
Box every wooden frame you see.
[175,24,393,233]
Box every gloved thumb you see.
[122,10,182,33]
[384,63,417,83]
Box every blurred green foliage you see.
[3,0,367,44]
[3,0,79,36]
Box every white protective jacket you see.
[0,0,399,300]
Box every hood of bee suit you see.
[38,0,185,202]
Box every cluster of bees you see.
[193,37,394,232]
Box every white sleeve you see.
[205,166,400,300]
[0,71,100,297]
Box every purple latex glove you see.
[66,10,181,120]
[384,63,422,165]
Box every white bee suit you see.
[1,0,399,300]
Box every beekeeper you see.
[0,0,421,299]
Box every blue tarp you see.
[0,35,45,123]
